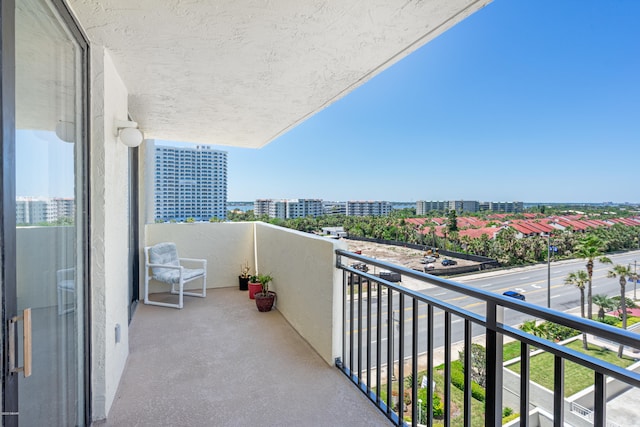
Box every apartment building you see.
[346,200,392,216]
[418,199,523,214]
[16,197,75,224]
[153,143,228,221]
[416,200,448,214]
[323,201,347,216]
[254,198,323,219]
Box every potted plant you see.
[248,275,262,299]
[238,261,251,291]
[254,274,276,312]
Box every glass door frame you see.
[1,0,91,425]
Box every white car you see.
[424,263,435,271]
[424,256,437,263]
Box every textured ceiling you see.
[68,0,490,148]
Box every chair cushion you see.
[149,242,180,277]
[58,279,75,290]
[153,268,205,285]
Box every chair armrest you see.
[178,258,207,267]
[57,267,75,281]
[147,263,183,270]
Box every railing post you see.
[485,301,504,426]
[553,356,564,426]
[594,372,606,426]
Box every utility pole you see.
[547,233,551,308]
[635,260,637,301]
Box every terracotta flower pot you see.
[255,291,276,312]
[248,282,262,299]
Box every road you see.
[346,250,640,371]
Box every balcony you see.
[102,287,388,426]
[106,222,640,426]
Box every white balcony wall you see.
[90,48,132,421]
[145,222,255,292]
[254,222,347,365]
[144,221,347,366]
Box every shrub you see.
[432,393,444,419]
[503,407,513,417]
[449,360,486,402]
[598,316,618,326]
[416,389,445,423]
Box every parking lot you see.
[345,240,480,274]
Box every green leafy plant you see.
[257,274,273,294]
[185,217,195,223]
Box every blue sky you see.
[18,1,639,204]
[213,0,639,203]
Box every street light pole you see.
[547,233,551,308]
[634,260,637,301]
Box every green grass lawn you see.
[503,341,523,361]
[507,340,636,396]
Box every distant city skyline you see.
[160,0,640,204]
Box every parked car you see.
[424,263,435,271]
[348,262,369,286]
[422,256,437,263]
[378,270,401,282]
[503,290,526,301]
[441,259,457,266]
[351,262,369,273]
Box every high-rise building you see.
[153,143,227,221]
[346,201,392,217]
[416,200,448,214]
[254,199,323,219]
[16,197,76,225]
[480,201,523,213]
[449,200,480,213]
[418,199,523,214]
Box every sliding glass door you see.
[3,0,88,425]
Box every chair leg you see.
[57,287,63,315]
[202,273,206,297]
[178,279,184,309]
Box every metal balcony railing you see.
[335,250,640,427]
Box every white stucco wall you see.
[255,222,347,365]
[90,48,131,421]
[145,222,255,291]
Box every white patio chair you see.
[57,267,76,315]
[144,242,207,309]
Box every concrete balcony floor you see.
[102,287,388,426]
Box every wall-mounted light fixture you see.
[114,119,144,147]
[55,120,75,143]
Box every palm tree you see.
[519,320,542,337]
[574,236,612,320]
[565,270,590,349]
[592,294,616,321]
[607,264,634,358]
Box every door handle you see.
[9,308,32,378]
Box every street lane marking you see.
[480,283,494,288]
[532,284,541,289]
